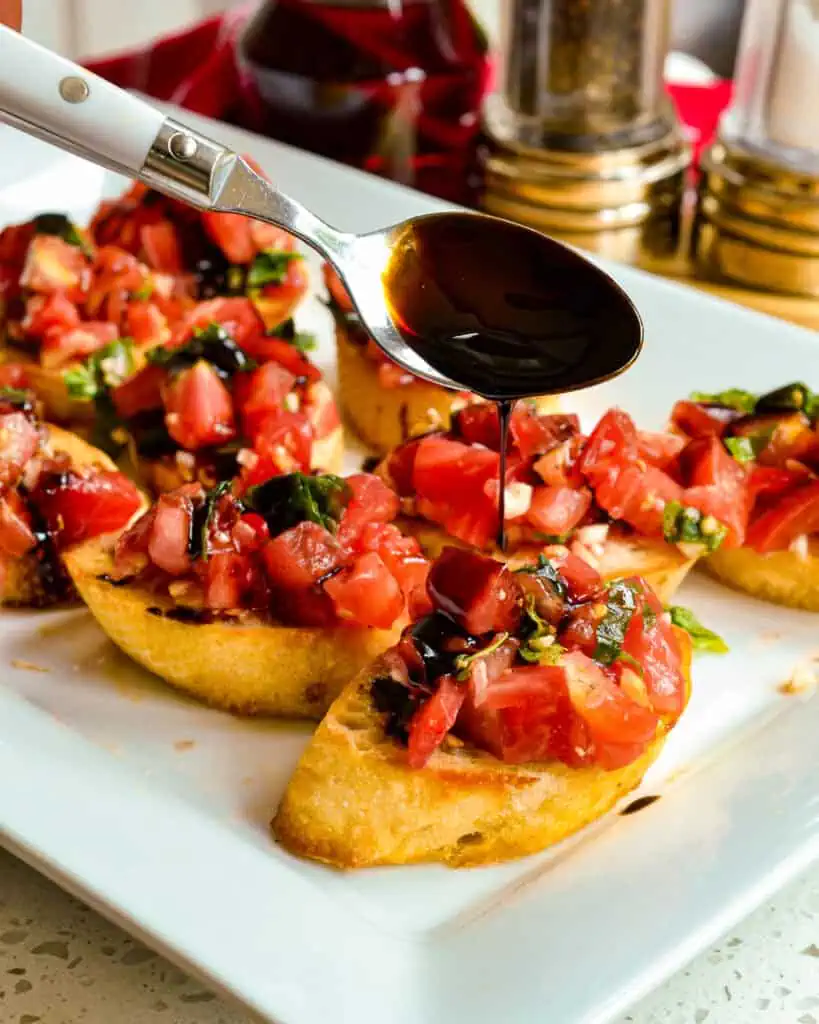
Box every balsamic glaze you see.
[382,213,642,551]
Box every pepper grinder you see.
[480,0,689,262]
[695,0,819,296]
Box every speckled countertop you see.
[0,849,816,1024]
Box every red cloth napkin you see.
[85,8,733,193]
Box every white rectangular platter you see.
[0,112,818,1024]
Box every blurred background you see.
[23,0,746,76]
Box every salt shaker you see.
[695,0,819,295]
[480,0,688,262]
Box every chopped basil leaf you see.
[270,318,317,354]
[519,595,564,665]
[246,251,300,292]
[689,388,757,414]
[514,554,568,600]
[32,212,93,258]
[755,382,816,419]
[241,472,350,536]
[532,530,572,545]
[64,338,135,402]
[669,605,728,654]
[594,579,639,665]
[132,279,154,301]
[190,480,232,561]
[454,632,509,681]
[662,500,727,552]
[0,386,34,412]
[147,323,256,380]
[64,339,135,457]
[725,433,771,463]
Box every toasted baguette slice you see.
[400,519,696,605]
[706,542,819,610]
[273,642,689,868]
[336,322,559,453]
[63,535,405,717]
[2,424,145,607]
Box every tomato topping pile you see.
[0,213,190,369]
[111,470,429,629]
[0,390,142,598]
[385,402,738,556]
[671,383,819,553]
[370,546,690,770]
[90,179,308,318]
[101,298,339,488]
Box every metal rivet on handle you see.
[168,132,198,161]
[59,76,90,104]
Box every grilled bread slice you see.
[706,543,819,610]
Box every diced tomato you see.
[40,321,118,370]
[413,436,500,505]
[124,300,168,345]
[563,651,659,744]
[236,361,297,438]
[139,222,183,274]
[324,550,404,628]
[256,257,309,326]
[231,512,270,554]
[19,234,89,300]
[748,465,808,505]
[621,584,687,716]
[0,221,34,267]
[0,364,29,390]
[22,292,80,338]
[386,436,425,496]
[745,480,819,553]
[427,547,522,635]
[406,675,466,768]
[35,469,142,548]
[578,408,639,479]
[163,361,236,450]
[336,473,400,550]
[262,520,341,590]
[0,490,35,557]
[532,435,586,488]
[637,430,686,469]
[458,663,568,764]
[592,462,682,536]
[201,211,255,263]
[177,298,264,351]
[146,491,194,574]
[238,333,321,382]
[683,435,750,546]
[670,400,739,439]
[355,521,430,612]
[250,411,314,475]
[323,263,354,313]
[453,402,501,448]
[112,364,165,419]
[0,411,40,486]
[546,548,603,601]
[203,551,252,610]
[526,485,591,536]
[303,380,341,439]
[511,407,580,460]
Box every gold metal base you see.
[479,122,690,264]
[694,139,819,297]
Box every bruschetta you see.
[90,179,309,331]
[273,545,692,868]
[670,384,819,609]
[0,212,192,423]
[0,388,144,606]
[64,470,431,717]
[324,265,559,452]
[68,296,343,493]
[378,404,710,603]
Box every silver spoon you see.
[0,27,643,399]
